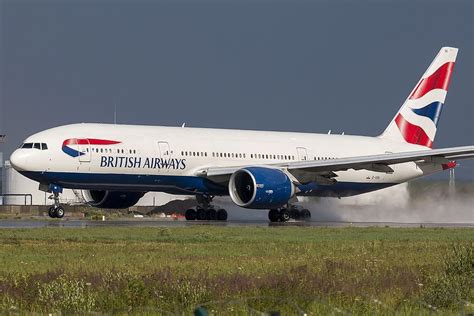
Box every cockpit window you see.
[21,142,48,150]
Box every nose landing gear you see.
[47,188,65,219]
[184,195,228,221]
[268,206,311,222]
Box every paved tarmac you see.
[0,218,472,228]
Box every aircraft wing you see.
[196,145,474,183]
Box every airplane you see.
[10,47,474,221]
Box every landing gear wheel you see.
[48,188,65,219]
[48,206,57,218]
[185,209,197,220]
[301,209,311,221]
[279,208,290,222]
[55,206,65,219]
[207,208,217,221]
[268,209,280,222]
[290,207,301,220]
[217,209,227,221]
[196,208,207,221]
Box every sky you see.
[0,0,473,180]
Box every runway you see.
[0,218,473,228]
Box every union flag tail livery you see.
[381,47,458,148]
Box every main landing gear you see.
[268,206,311,223]
[48,191,65,219]
[185,195,228,221]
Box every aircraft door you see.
[296,147,308,161]
[157,141,171,173]
[157,141,171,159]
[78,139,91,162]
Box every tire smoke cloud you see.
[218,180,473,224]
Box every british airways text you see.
[100,156,186,170]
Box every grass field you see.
[0,226,472,315]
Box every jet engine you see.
[228,167,295,209]
[82,190,145,209]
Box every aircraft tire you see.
[48,206,57,218]
[279,208,290,222]
[185,209,197,221]
[217,209,227,221]
[289,207,300,220]
[55,206,65,219]
[207,208,217,221]
[196,208,207,221]
[301,209,311,221]
[268,209,280,222]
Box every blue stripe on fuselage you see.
[20,171,397,198]
[20,171,228,195]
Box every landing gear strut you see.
[268,206,311,223]
[185,195,228,221]
[48,191,65,219]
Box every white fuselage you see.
[10,123,443,200]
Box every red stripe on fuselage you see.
[394,114,433,148]
[409,62,455,100]
[63,138,121,146]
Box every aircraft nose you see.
[10,149,29,171]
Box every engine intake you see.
[229,167,294,209]
[83,190,145,209]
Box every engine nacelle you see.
[82,190,145,209]
[228,167,295,209]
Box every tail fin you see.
[380,47,458,148]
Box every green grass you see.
[0,226,472,314]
